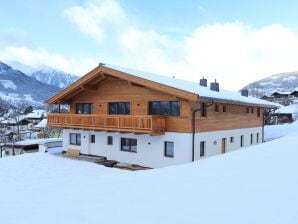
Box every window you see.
[200,141,205,157]
[76,103,93,114]
[251,134,254,144]
[230,137,234,143]
[240,135,244,147]
[90,135,95,143]
[223,105,227,112]
[215,104,219,112]
[109,102,130,115]
[70,133,81,145]
[121,138,137,153]
[251,107,254,113]
[149,101,180,116]
[257,108,261,117]
[256,133,259,143]
[246,107,249,113]
[107,136,113,145]
[164,141,174,157]
[201,103,207,117]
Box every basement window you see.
[256,133,260,143]
[230,137,234,143]
[107,136,113,145]
[164,141,174,157]
[70,133,81,146]
[200,141,205,157]
[121,138,137,153]
[90,135,95,143]
[251,134,254,144]
[240,135,244,147]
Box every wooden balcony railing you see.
[48,113,166,135]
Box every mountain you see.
[0,61,60,107]
[241,71,298,97]
[9,61,79,88]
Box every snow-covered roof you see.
[24,110,46,119]
[275,103,298,114]
[35,118,47,128]
[272,91,291,95]
[107,64,279,108]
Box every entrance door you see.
[221,138,226,154]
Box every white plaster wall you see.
[63,129,192,168]
[194,127,263,160]
[63,127,263,168]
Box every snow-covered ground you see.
[264,121,298,140]
[0,125,298,224]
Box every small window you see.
[230,137,234,143]
[223,105,227,112]
[251,134,253,144]
[70,133,81,145]
[257,108,261,117]
[200,141,205,157]
[201,103,207,117]
[90,135,95,143]
[251,107,254,113]
[107,136,113,145]
[121,138,137,153]
[256,133,259,143]
[164,141,174,157]
[240,135,244,147]
[215,104,219,112]
[246,107,249,113]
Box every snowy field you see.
[0,125,298,224]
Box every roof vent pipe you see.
[241,89,249,97]
[98,62,105,67]
[199,77,207,87]
[210,79,219,92]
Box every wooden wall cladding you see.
[67,77,264,133]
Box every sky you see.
[1,0,298,90]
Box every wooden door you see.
[221,138,226,154]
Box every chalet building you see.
[47,64,278,168]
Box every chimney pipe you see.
[199,77,207,87]
[241,89,249,97]
[210,79,219,92]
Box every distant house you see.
[47,64,278,168]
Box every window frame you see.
[120,138,137,153]
[76,103,93,114]
[256,133,259,143]
[90,134,95,143]
[109,102,130,115]
[251,133,254,144]
[107,136,113,145]
[201,103,207,117]
[240,135,244,147]
[69,133,81,146]
[148,101,180,116]
[164,141,174,158]
[230,137,234,143]
[215,104,220,112]
[200,141,205,157]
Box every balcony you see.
[48,114,166,135]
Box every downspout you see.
[192,100,214,162]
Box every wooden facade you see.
[48,66,266,134]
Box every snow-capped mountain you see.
[9,61,79,88]
[241,71,298,97]
[0,61,60,107]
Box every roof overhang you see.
[47,65,198,104]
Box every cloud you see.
[0,46,97,75]
[64,0,126,43]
